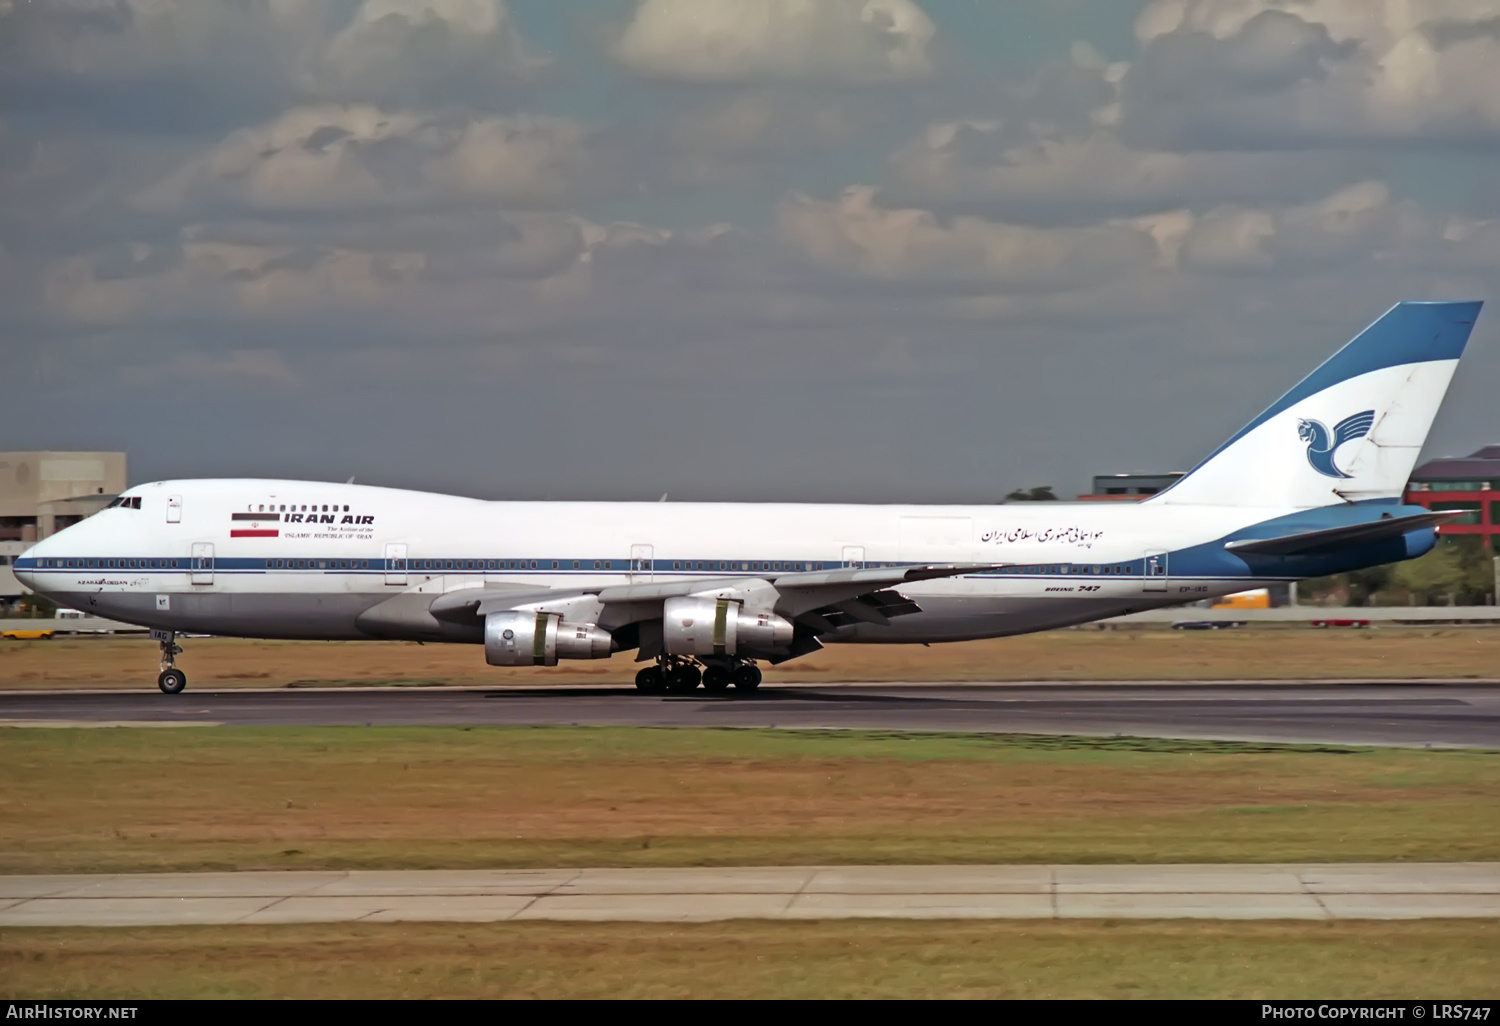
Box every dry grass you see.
[2,626,1498,689]
[3,919,1497,998]
[2,727,1497,873]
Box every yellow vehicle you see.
[1,628,55,640]
[1211,589,1271,610]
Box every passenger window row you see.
[267,559,371,570]
[38,558,180,569]
[253,504,351,513]
[1004,564,1137,575]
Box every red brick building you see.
[1404,445,1500,545]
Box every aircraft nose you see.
[13,542,41,590]
[15,527,72,595]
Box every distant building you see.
[0,452,126,544]
[1076,472,1184,501]
[1405,445,1500,546]
[0,541,27,600]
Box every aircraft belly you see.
[51,591,382,641]
[829,593,1180,643]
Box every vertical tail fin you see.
[1151,301,1482,508]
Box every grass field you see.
[3,920,1497,998]
[3,726,1497,873]
[3,626,1500,689]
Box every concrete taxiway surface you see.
[1,682,1497,747]
[2,865,1497,925]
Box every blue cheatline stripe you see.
[1156,300,1482,498]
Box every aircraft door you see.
[842,545,865,569]
[384,542,408,586]
[1143,550,1168,592]
[190,542,214,586]
[630,544,653,582]
[167,496,182,524]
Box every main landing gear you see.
[635,658,761,695]
[156,631,187,695]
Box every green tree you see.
[1390,537,1492,604]
[1295,537,1491,607]
[1004,486,1058,502]
[1343,564,1392,607]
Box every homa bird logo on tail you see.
[1297,410,1375,479]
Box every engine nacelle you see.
[485,611,613,666]
[662,596,793,656]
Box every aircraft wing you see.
[1223,510,1464,557]
[427,563,1004,627]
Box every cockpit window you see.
[110,496,143,510]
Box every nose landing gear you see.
[155,630,187,694]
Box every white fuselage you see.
[17,478,1318,645]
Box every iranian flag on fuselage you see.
[230,512,279,538]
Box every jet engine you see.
[485,610,613,666]
[662,596,793,656]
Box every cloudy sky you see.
[3,0,1499,502]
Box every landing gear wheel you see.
[701,665,731,692]
[666,664,702,693]
[635,666,665,693]
[155,630,186,694]
[157,668,188,695]
[732,663,762,692]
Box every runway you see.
[1,681,1497,747]
[3,864,1497,925]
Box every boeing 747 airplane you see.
[15,301,1482,694]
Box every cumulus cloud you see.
[1181,181,1432,271]
[887,118,1354,222]
[39,211,755,337]
[0,0,541,121]
[319,0,544,105]
[425,215,589,282]
[44,237,428,327]
[613,0,937,84]
[774,181,1500,308]
[43,221,594,328]
[134,105,611,213]
[1122,0,1500,148]
[0,0,319,81]
[665,90,871,187]
[880,42,1363,222]
[776,186,1162,290]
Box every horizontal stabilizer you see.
[1223,510,1465,556]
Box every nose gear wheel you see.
[157,632,187,694]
